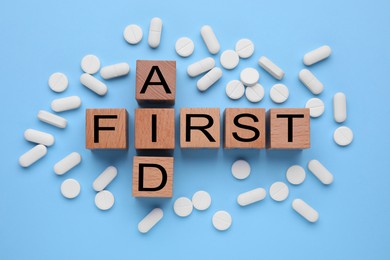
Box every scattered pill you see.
[175,37,194,57]
[48,72,68,93]
[24,129,54,146]
[100,63,130,79]
[226,80,245,100]
[258,56,285,80]
[93,166,117,192]
[245,83,264,103]
[303,45,331,66]
[240,68,259,87]
[220,50,239,70]
[212,211,232,231]
[308,159,333,185]
[138,208,163,234]
[299,69,323,95]
[231,159,251,180]
[19,144,47,167]
[148,17,162,48]
[269,182,289,202]
[81,54,100,74]
[270,84,289,103]
[95,190,115,211]
[192,190,211,211]
[237,188,266,206]
[200,25,220,54]
[305,98,325,118]
[173,197,193,217]
[37,110,67,128]
[197,67,222,92]
[123,24,143,44]
[334,126,353,146]
[292,199,319,223]
[235,39,254,59]
[54,152,81,175]
[61,178,80,199]
[286,165,306,185]
[80,73,108,96]
[51,96,81,112]
[333,92,347,123]
[187,57,215,77]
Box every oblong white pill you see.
[269,182,289,202]
[299,69,323,95]
[303,45,331,66]
[187,57,215,77]
[334,126,353,146]
[212,211,232,231]
[270,84,289,104]
[93,166,117,192]
[197,67,222,92]
[173,197,193,217]
[48,72,68,93]
[51,96,81,112]
[305,98,325,118]
[37,110,67,129]
[175,37,194,57]
[80,73,108,96]
[95,190,115,211]
[333,92,347,123]
[61,178,80,199]
[138,208,164,234]
[292,199,319,223]
[123,24,143,44]
[286,165,306,185]
[258,56,285,80]
[200,25,220,54]
[226,80,245,100]
[54,152,81,175]
[148,17,162,48]
[237,188,266,206]
[235,39,254,59]
[245,83,265,103]
[240,68,259,87]
[192,190,211,211]
[19,144,47,167]
[308,159,333,185]
[220,50,239,70]
[24,129,54,146]
[81,54,100,74]
[231,159,251,180]
[100,63,130,79]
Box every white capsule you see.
[81,54,100,74]
[237,188,266,206]
[292,199,319,223]
[54,152,81,175]
[269,182,289,202]
[93,166,117,192]
[123,24,143,44]
[220,50,239,70]
[286,165,306,185]
[51,96,81,112]
[48,72,68,93]
[226,80,245,100]
[148,17,162,48]
[270,84,289,104]
[212,211,232,231]
[192,190,211,211]
[19,144,47,167]
[95,190,115,211]
[100,63,130,79]
[334,126,353,146]
[173,197,193,217]
[333,92,347,123]
[197,67,222,92]
[200,25,220,54]
[175,37,194,57]
[299,69,323,95]
[240,68,259,87]
[37,110,67,129]
[138,208,163,234]
[61,178,80,199]
[187,57,215,77]
[308,159,333,185]
[258,56,285,80]
[303,45,331,66]
[235,39,254,59]
[80,73,108,96]
[305,98,325,118]
[24,129,54,146]
[245,83,265,103]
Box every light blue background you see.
[1,0,389,259]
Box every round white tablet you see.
[305,98,325,118]
[231,159,251,180]
[220,50,239,70]
[286,165,306,185]
[270,84,289,103]
[123,24,143,44]
[173,197,193,217]
[235,39,254,58]
[175,37,194,57]
[269,182,289,202]
[245,83,264,103]
[61,179,80,199]
[95,190,115,210]
[212,211,232,231]
[240,68,259,87]
[81,54,100,74]
[226,80,245,100]
[48,72,68,92]
[192,190,211,211]
[334,126,353,146]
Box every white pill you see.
[138,208,163,234]
[308,159,333,185]
[269,182,289,202]
[123,24,143,44]
[333,92,347,123]
[51,96,81,112]
[235,39,254,59]
[54,152,81,175]
[100,63,130,80]
[292,199,319,223]
[175,37,194,57]
[200,25,220,54]
[173,197,193,217]
[95,190,115,211]
[334,126,353,146]
[299,69,323,95]
[80,73,108,96]
[212,211,232,231]
[305,98,325,118]
[81,54,100,74]
[270,84,289,103]
[245,83,264,103]
[192,190,211,211]
[240,68,259,87]
[148,17,162,48]
[237,188,266,206]
[93,166,117,192]
[226,80,245,100]
[286,165,306,185]
[197,67,222,92]
[61,178,80,199]
[303,45,331,66]
[258,56,285,80]
[19,144,47,167]
[220,50,239,70]
[48,72,68,93]
[37,110,67,129]
[187,57,215,77]
[24,129,54,146]
[231,159,251,180]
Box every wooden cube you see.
[180,108,220,148]
[268,108,310,149]
[134,108,175,149]
[136,60,176,105]
[86,109,128,149]
[132,156,174,198]
[224,108,266,149]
